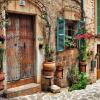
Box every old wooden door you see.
[97,45,100,79]
[6,13,34,87]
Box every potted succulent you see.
[43,44,55,76]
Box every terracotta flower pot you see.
[55,65,63,78]
[0,85,4,90]
[0,72,5,81]
[56,70,63,78]
[0,45,4,49]
[80,61,87,66]
[79,61,87,72]
[43,62,55,76]
[56,65,63,71]
[80,65,86,72]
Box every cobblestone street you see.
[1,80,100,100]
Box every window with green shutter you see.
[77,20,85,34]
[65,20,78,48]
[97,0,100,34]
[56,17,65,51]
[77,20,86,49]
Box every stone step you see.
[6,83,41,98]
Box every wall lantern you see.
[91,60,96,71]
[19,0,25,6]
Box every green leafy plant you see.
[79,45,87,61]
[65,35,75,48]
[0,48,4,60]
[45,44,54,62]
[67,67,89,91]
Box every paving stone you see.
[50,85,60,93]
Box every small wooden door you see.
[6,13,35,87]
[97,45,100,79]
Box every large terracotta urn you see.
[43,62,56,76]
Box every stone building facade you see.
[0,0,98,98]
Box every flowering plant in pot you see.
[43,44,55,77]
[79,45,87,72]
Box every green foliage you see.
[67,67,88,91]
[45,44,54,62]
[65,35,75,48]
[0,48,4,60]
[79,45,87,61]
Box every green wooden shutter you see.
[56,17,65,51]
[77,20,85,34]
[97,0,100,34]
[77,20,85,49]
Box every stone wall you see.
[41,0,81,47]
[84,0,96,82]
[55,48,78,87]
[40,0,96,87]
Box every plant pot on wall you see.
[79,61,86,72]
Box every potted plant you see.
[79,45,87,72]
[55,62,63,78]
[43,44,55,76]
[65,35,76,49]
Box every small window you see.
[64,20,78,48]
[65,20,78,37]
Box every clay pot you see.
[79,61,86,72]
[0,72,5,81]
[0,85,4,90]
[0,82,4,90]
[79,61,87,66]
[43,62,55,76]
[56,65,63,78]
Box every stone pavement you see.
[1,80,100,100]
